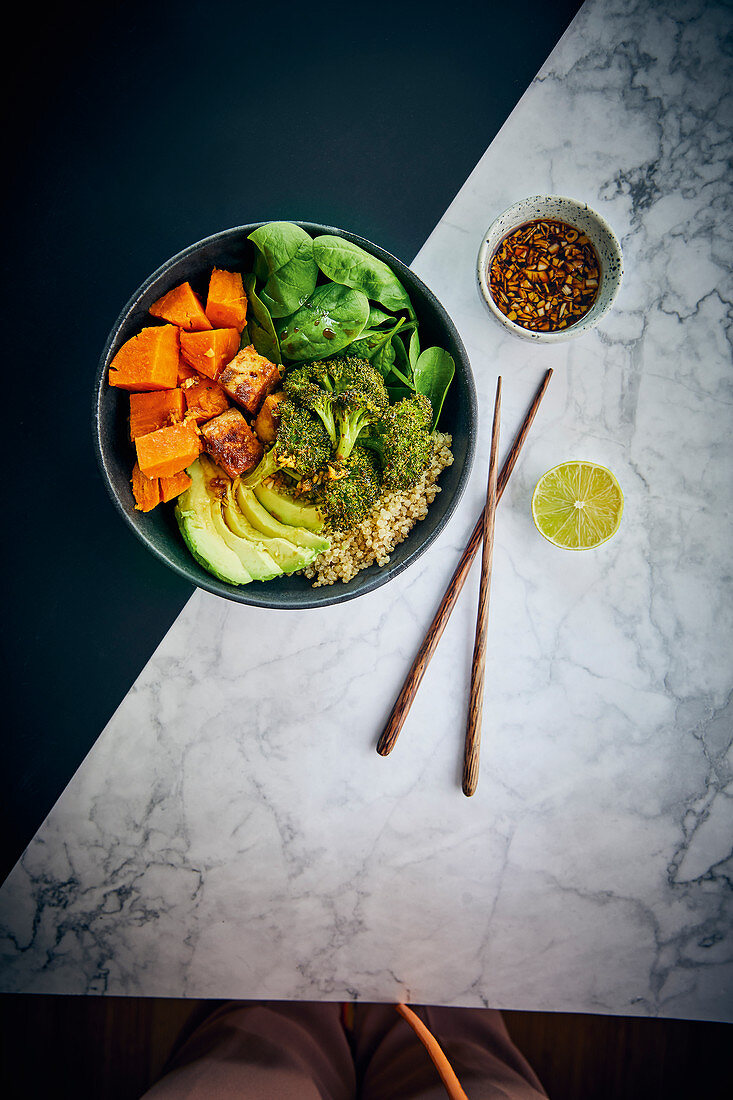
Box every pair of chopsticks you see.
[376,368,553,795]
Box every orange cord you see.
[395,1003,469,1100]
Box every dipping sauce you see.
[489,219,600,332]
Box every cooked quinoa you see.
[302,433,454,586]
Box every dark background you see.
[2,0,583,881]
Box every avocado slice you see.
[235,483,330,554]
[253,479,325,533]
[209,499,284,581]
[175,460,253,585]
[222,483,319,574]
[195,457,283,582]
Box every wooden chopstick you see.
[376,368,553,758]
[462,376,502,796]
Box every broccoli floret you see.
[277,400,333,475]
[283,364,338,445]
[240,399,331,487]
[284,356,388,462]
[331,357,389,461]
[321,445,381,530]
[366,392,433,491]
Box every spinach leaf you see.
[386,360,416,390]
[409,328,420,371]
[388,331,416,390]
[393,330,411,374]
[248,222,318,319]
[313,235,415,317]
[349,317,414,363]
[253,250,268,285]
[248,318,280,364]
[372,338,396,377]
[277,283,370,362]
[413,347,455,429]
[347,327,384,357]
[243,273,281,364]
[367,305,396,328]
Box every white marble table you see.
[1,0,731,1021]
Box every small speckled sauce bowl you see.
[476,195,623,342]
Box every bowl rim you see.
[93,221,478,609]
[476,194,623,344]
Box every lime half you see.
[531,461,624,550]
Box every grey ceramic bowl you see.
[477,195,623,343]
[93,222,477,609]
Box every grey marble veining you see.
[1,0,732,1019]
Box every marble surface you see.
[1,0,731,1020]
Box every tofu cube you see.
[200,408,263,478]
[253,391,286,444]
[219,345,281,415]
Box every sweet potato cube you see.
[135,423,202,479]
[108,325,180,391]
[177,356,199,384]
[149,282,212,331]
[200,408,263,478]
[205,269,248,332]
[180,328,240,381]
[253,391,285,444]
[131,462,162,513]
[183,377,230,424]
[160,469,192,503]
[129,389,185,440]
[219,345,281,415]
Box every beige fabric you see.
[142,1001,548,1100]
